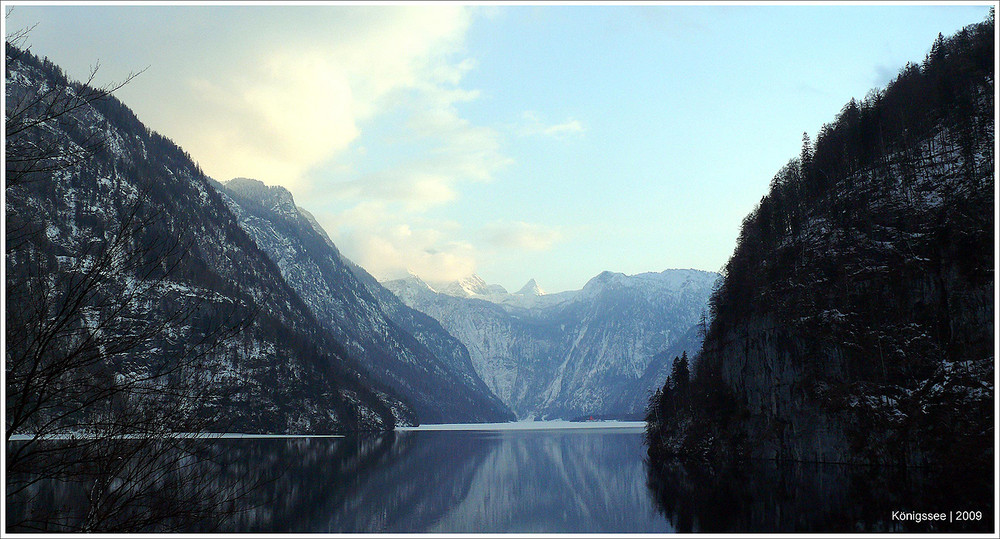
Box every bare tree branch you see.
[6,36,258,532]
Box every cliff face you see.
[215,178,513,424]
[708,118,994,464]
[648,15,994,467]
[6,46,415,433]
[386,269,717,419]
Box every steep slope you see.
[515,279,544,296]
[214,178,513,424]
[5,46,415,433]
[384,269,718,419]
[646,15,994,468]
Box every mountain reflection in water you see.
[9,426,990,533]
[228,427,670,533]
[7,427,669,533]
[646,456,994,533]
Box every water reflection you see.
[239,428,671,533]
[11,428,989,533]
[7,428,671,533]
[645,456,994,533]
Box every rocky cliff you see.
[385,269,718,419]
[6,45,415,433]
[214,178,513,424]
[646,15,994,468]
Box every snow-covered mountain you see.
[646,15,994,468]
[214,178,513,424]
[6,46,415,433]
[515,279,544,296]
[383,269,719,419]
[432,274,508,298]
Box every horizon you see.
[390,265,719,295]
[4,2,992,293]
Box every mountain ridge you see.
[5,45,416,433]
[645,14,994,470]
[214,177,514,424]
[383,268,718,419]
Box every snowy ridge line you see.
[384,268,717,419]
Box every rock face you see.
[647,15,994,467]
[384,270,718,419]
[6,46,415,433]
[214,178,514,424]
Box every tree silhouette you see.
[5,33,253,532]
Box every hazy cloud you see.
[305,11,509,218]
[318,95,510,213]
[195,6,507,283]
[318,202,476,282]
[183,52,360,189]
[483,220,563,251]
[327,171,458,209]
[121,6,479,191]
[519,110,585,138]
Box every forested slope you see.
[215,177,513,423]
[646,13,994,468]
[6,45,416,436]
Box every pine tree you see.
[671,352,690,397]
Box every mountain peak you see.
[404,271,434,291]
[515,278,545,296]
[224,177,295,213]
[583,270,625,290]
[224,177,268,198]
[438,274,497,297]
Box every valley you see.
[5,5,993,534]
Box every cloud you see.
[234,6,515,285]
[326,171,458,210]
[519,110,585,138]
[183,52,360,189]
[483,220,563,251]
[37,5,512,285]
[317,202,476,282]
[317,97,510,213]
[123,6,477,192]
[311,48,510,220]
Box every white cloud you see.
[318,203,476,283]
[519,110,585,138]
[129,6,477,192]
[183,52,359,189]
[327,171,459,210]
[37,5,512,285]
[483,220,563,252]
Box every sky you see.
[4,2,994,293]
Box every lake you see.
[6,421,993,533]
[221,422,673,533]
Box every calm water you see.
[7,423,994,533]
[228,424,673,533]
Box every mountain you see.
[383,269,718,419]
[5,45,415,433]
[515,279,544,296]
[213,177,513,423]
[432,273,508,298]
[646,14,994,469]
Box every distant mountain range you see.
[5,46,509,433]
[213,177,513,424]
[6,42,716,433]
[384,269,718,419]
